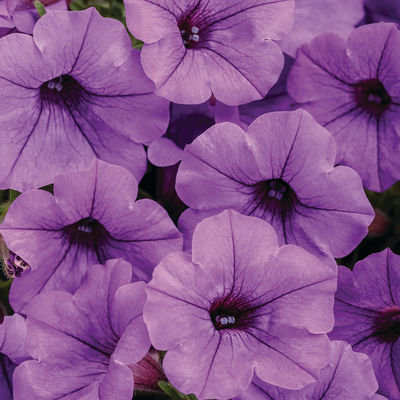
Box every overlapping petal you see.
[0,7,169,191]
[176,109,374,266]
[0,159,182,312]
[13,258,150,400]
[124,0,294,105]
[287,23,400,191]
[144,210,336,399]
[235,341,382,400]
[329,249,400,399]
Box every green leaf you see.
[158,381,198,400]
[9,190,21,203]
[34,1,46,17]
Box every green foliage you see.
[34,1,47,17]
[158,381,199,400]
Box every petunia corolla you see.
[329,249,400,399]
[144,210,337,400]
[176,109,374,267]
[234,340,384,400]
[0,159,182,312]
[13,258,151,400]
[277,0,364,58]
[0,7,169,191]
[287,23,400,192]
[124,0,294,105]
[0,314,31,400]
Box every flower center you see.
[353,78,392,117]
[209,293,256,331]
[373,306,400,344]
[40,74,86,111]
[62,217,110,264]
[178,2,210,50]
[180,25,200,47]
[251,179,297,219]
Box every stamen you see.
[191,26,199,34]
[216,315,235,325]
[268,189,277,198]
[78,225,92,233]
[192,34,199,42]
[47,76,63,91]
[368,94,381,104]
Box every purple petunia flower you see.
[123,0,294,105]
[144,210,337,400]
[0,158,182,312]
[287,23,400,192]
[234,340,383,400]
[176,109,374,267]
[0,314,31,400]
[329,248,400,399]
[0,7,169,191]
[13,258,151,400]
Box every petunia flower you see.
[144,210,337,400]
[123,0,294,105]
[0,7,169,191]
[329,248,400,399]
[0,314,31,400]
[13,258,151,400]
[176,109,374,267]
[0,158,183,312]
[287,23,400,192]
[234,340,384,400]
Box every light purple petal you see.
[278,0,364,57]
[0,314,30,364]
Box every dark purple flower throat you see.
[251,179,297,219]
[178,2,212,49]
[40,75,86,111]
[62,217,111,264]
[353,78,392,117]
[209,291,257,331]
[372,306,400,344]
